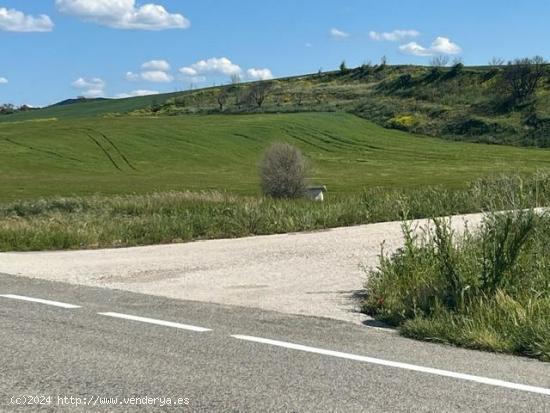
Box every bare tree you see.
[250,82,272,108]
[360,60,373,70]
[232,86,244,109]
[489,57,505,66]
[230,74,241,84]
[339,60,349,73]
[501,56,546,103]
[217,89,228,111]
[430,55,450,67]
[260,143,308,198]
[0,103,15,115]
[452,57,464,66]
[295,91,304,106]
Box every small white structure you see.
[306,185,327,201]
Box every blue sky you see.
[1,0,549,106]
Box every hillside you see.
[0,92,180,121]
[1,112,550,201]
[2,63,550,146]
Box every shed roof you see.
[307,185,327,192]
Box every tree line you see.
[0,104,35,115]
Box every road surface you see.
[1,274,549,412]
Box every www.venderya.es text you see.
[10,395,190,407]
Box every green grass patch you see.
[2,113,550,202]
[363,209,550,361]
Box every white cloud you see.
[180,67,198,76]
[330,28,349,39]
[126,71,140,81]
[72,77,105,89]
[116,89,159,98]
[81,89,105,98]
[399,36,462,57]
[181,75,207,85]
[126,60,174,82]
[140,70,174,83]
[246,68,274,81]
[431,36,462,55]
[0,7,54,32]
[399,42,432,57]
[0,77,7,84]
[55,0,190,30]
[369,30,419,42]
[179,57,242,77]
[71,77,106,98]
[142,59,171,72]
[179,58,272,83]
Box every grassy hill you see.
[1,112,550,202]
[1,92,180,121]
[3,63,549,146]
[2,63,550,202]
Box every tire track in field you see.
[85,133,122,171]
[4,138,83,163]
[311,128,382,151]
[292,124,377,152]
[94,130,137,171]
[233,133,260,142]
[78,128,137,172]
[282,128,334,152]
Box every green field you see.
[2,112,550,202]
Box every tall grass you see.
[1,173,550,252]
[363,210,550,361]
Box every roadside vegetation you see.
[363,210,550,361]
[1,173,550,251]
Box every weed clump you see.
[363,210,550,361]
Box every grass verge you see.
[363,210,550,361]
[2,173,550,252]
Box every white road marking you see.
[231,335,550,396]
[98,312,211,332]
[0,294,81,309]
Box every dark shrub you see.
[446,117,491,136]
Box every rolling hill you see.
[3,63,549,147]
[1,112,550,201]
[1,63,550,202]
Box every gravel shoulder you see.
[0,212,486,324]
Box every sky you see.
[1,0,549,107]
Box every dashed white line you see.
[98,312,211,332]
[231,335,550,396]
[0,294,81,309]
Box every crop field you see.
[2,112,550,202]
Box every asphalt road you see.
[1,274,549,412]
